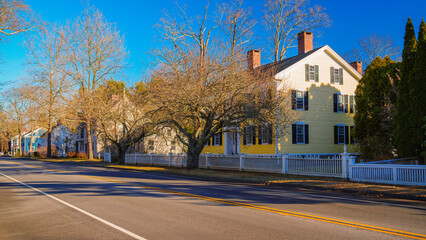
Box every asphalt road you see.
[0,157,425,240]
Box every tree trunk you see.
[47,131,52,158]
[86,123,94,160]
[29,126,34,157]
[118,145,128,165]
[186,144,201,170]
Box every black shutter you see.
[219,133,222,145]
[350,126,355,144]
[344,95,349,113]
[334,125,338,144]
[252,126,256,145]
[206,138,210,146]
[350,95,354,113]
[315,65,319,82]
[243,127,247,145]
[292,124,296,144]
[333,94,337,112]
[304,91,309,111]
[305,124,309,144]
[258,126,262,144]
[268,125,273,144]
[291,90,296,110]
[345,126,349,144]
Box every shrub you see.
[76,152,88,159]
[67,151,77,158]
[37,145,58,158]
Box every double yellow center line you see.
[3,160,426,239]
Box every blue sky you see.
[1,0,425,87]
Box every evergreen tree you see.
[407,19,426,159]
[355,57,399,160]
[395,17,417,157]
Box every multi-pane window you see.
[334,68,340,84]
[292,123,309,144]
[259,123,272,145]
[305,64,319,82]
[330,67,343,85]
[296,124,305,144]
[334,93,349,113]
[337,94,344,112]
[148,140,154,151]
[292,90,309,111]
[296,91,304,110]
[309,65,315,81]
[245,126,255,145]
[213,133,222,146]
[334,124,348,144]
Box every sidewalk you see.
[12,156,426,201]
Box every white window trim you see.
[295,122,305,144]
[336,93,345,113]
[213,133,221,146]
[245,125,254,145]
[308,65,315,81]
[334,68,340,84]
[259,123,270,145]
[336,124,346,145]
[295,90,305,111]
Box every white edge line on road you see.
[0,171,147,240]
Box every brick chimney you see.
[247,50,261,69]
[350,61,362,75]
[297,32,313,55]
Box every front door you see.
[225,131,240,155]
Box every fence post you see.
[206,154,210,169]
[392,166,397,185]
[169,151,173,167]
[134,152,137,165]
[150,153,153,166]
[282,154,288,174]
[341,152,348,179]
[239,154,245,171]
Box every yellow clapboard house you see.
[202,32,362,155]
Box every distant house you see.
[76,122,101,157]
[22,128,46,155]
[38,124,76,157]
[10,134,20,155]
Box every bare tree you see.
[25,24,69,157]
[3,86,31,156]
[95,80,154,164]
[219,0,256,62]
[61,6,127,160]
[0,0,34,40]
[150,1,289,169]
[264,0,331,62]
[344,34,400,67]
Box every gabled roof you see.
[258,45,362,81]
[259,46,324,73]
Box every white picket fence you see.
[125,153,187,167]
[123,152,426,186]
[285,154,343,177]
[349,163,426,186]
